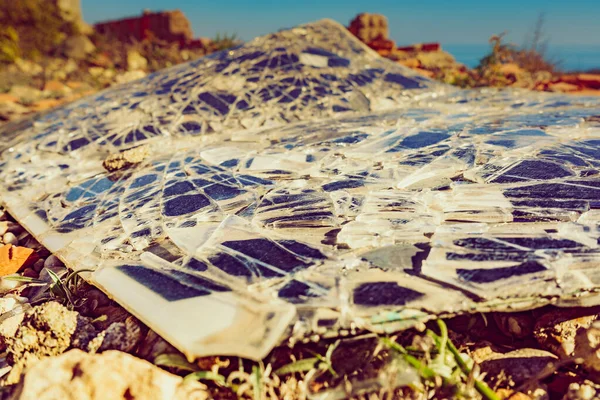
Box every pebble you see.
[32,259,45,273]
[2,232,18,246]
[22,268,38,279]
[563,383,598,400]
[0,221,8,236]
[44,255,64,268]
[0,275,23,294]
[7,222,24,235]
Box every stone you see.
[549,82,580,93]
[534,307,600,359]
[32,259,45,273]
[496,389,533,400]
[0,93,19,103]
[398,58,421,69]
[478,348,557,387]
[0,221,8,236]
[94,9,194,44]
[54,0,92,33]
[127,50,148,71]
[494,312,535,339]
[0,244,39,276]
[91,305,131,331]
[43,80,71,95]
[44,255,64,269]
[14,59,43,76]
[30,99,64,112]
[0,101,29,121]
[8,85,43,104]
[0,276,23,294]
[578,74,600,90]
[3,232,19,246]
[574,321,600,382]
[22,268,38,279]
[136,330,179,362]
[347,13,389,43]
[65,81,85,90]
[62,35,96,60]
[397,43,441,53]
[3,301,98,384]
[563,383,598,400]
[87,317,143,353]
[416,50,456,69]
[114,70,147,84]
[103,145,150,172]
[0,296,28,340]
[14,349,208,400]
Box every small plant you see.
[274,339,339,377]
[5,267,93,309]
[212,32,241,51]
[382,319,499,400]
[474,13,560,88]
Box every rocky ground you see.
[3,205,600,399]
[348,13,600,95]
[0,45,210,125]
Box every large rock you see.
[347,13,389,43]
[534,307,600,359]
[2,301,98,384]
[574,321,600,382]
[94,10,193,44]
[13,349,208,400]
[476,347,557,387]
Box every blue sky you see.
[81,0,600,46]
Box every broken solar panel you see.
[2,19,600,360]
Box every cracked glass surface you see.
[2,20,600,360]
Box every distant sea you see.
[443,44,600,72]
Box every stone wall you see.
[94,10,193,45]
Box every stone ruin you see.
[94,9,194,46]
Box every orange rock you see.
[43,80,68,93]
[397,42,441,53]
[495,389,532,400]
[0,244,39,276]
[0,93,19,103]
[398,58,421,69]
[65,81,84,90]
[578,73,600,90]
[414,68,435,78]
[30,99,64,112]
[559,74,579,85]
[548,82,580,93]
[367,38,395,52]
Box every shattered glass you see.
[2,19,600,360]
